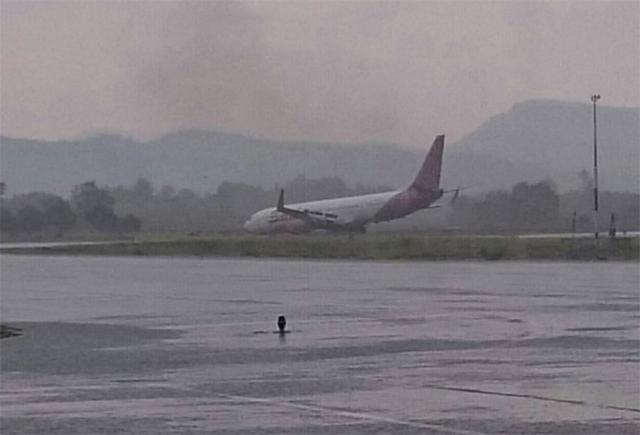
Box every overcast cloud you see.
[1,1,638,147]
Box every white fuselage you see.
[243,190,400,234]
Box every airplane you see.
[243,135,456,234]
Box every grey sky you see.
[1,1,638,147]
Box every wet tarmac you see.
[1,255,638,434]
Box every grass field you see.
[2,234,637,261]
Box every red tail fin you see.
[410,135,444,193]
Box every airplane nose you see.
[243,219,255,232]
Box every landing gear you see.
[347,226,366,240]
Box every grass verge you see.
[1,234,637,261]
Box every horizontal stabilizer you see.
[452,188,459,202]
[442,185,472,203]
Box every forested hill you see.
[451,100,639,192]
[1,100,638,196]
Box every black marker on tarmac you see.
[277,315,287,333]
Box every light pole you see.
[591,94,600,246]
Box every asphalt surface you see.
[1,256,638,434]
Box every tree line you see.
[448,175,638,234]
[0,181,140,237]
[0,173,637,238]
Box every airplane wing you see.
[276,189,311,220]
[276,189,351,230]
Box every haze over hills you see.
[451,100,640,192]
[1,100,638,196]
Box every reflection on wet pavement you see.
[1,256,638,434]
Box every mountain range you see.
[1,99,638,196]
